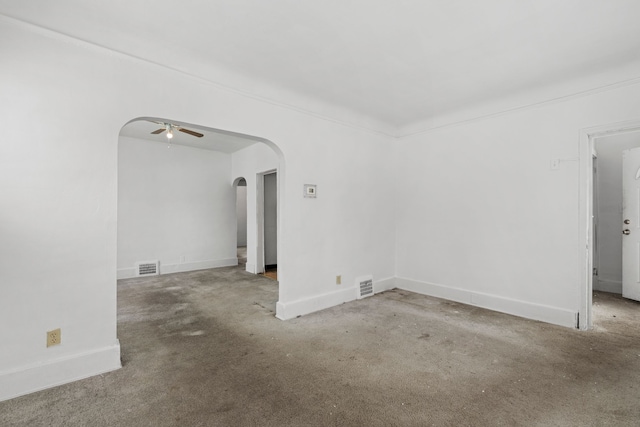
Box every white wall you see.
[236,185,247,247]
[395,79,640,328]
[10,8,640,401]
[0,18,396,400]
[593,132,640,293]
[117,136,236,279]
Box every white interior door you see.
[622,147,640,301]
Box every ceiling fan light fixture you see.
[148,120,204,139]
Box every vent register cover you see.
[358,279,374,299]
[135,261,159,276]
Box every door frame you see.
[233,177,248,250]
[579,119,640,329]
[256,168,277,274]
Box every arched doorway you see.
[117,116,284,305]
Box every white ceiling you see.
[3,1,640,133]
[119,119,258,153]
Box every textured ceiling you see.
[2,0,640,134]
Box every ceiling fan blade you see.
[150,128,166,134]
[178,128,204,138]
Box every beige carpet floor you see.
[1,264,640,426]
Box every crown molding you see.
[0,13,396,138]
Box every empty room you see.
[2,1,640,425]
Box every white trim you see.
[578,129,593,330]
[256,169,277,275]
[579,119,640,330]
[374,277,397,294]
[7,14,640,140]
[275,277,396,320]
[398,75,640,138]
[395,277,577,328]
[0,342,121,402]
[117,258,237,279]
[276,287,355,320]
[117,267,136,280]
[161,259,238,274]
[255,171,265,274]
[0,14,394,138]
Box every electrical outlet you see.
[336,275,342,285]
[47,328,61,347]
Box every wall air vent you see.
[358,278,374,299]
[135,261,159,276]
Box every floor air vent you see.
[135,261,159,276]
[358,278,374,299]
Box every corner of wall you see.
[395,277,577,328]
[275,276,396,320]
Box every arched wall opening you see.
[117,116,284,306]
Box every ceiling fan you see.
[147,120,204,139]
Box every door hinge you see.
[593,267,598,276]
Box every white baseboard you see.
[117,267,136,279]
[161,258,238,274]
[117,258,238,279]
[374,277,396,293]
[594,278,622,294]
[395,277,577,328]
[276,276,396,320]
[0,342,121,402]
[245,263,256,274]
